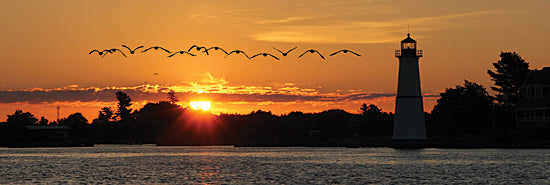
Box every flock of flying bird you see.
[89,45,362,60]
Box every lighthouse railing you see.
[395,50,423,57]
[395,50,401,57]
[416,50,423,57]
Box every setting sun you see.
[189,101,211,111]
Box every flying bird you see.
[142,46,171,53]
[168,51,197,57]
[102,48,127,58]
[250,53,280,60]
[329,49,361,57]
[153,73,159,76]
[298,49,325,60]
[225,50,250,59]
[204,47,228,55]
[187,45,209,55]
[273,47,297,57]
[122,45,144,54]
[89,49,111,56]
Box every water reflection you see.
[198,166,219,184]
[0,146,548,184]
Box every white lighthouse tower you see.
[392,33,427,140]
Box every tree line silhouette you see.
[0,90,393,147]
[1,52,547,147]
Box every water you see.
[0,145,549,184]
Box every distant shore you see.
[158,137,550,149]
[4,141,549,149]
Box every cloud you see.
[408,10,516,32]
[255,16,316,24]
[252,10,514,44]
[0,85,439,105]
[0,73,440,105]
[252,22,401,44]
[0,73,442,118]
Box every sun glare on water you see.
[189,101,211,111]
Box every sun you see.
[189,101,211,111]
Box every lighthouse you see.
[392,33,427,140]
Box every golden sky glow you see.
[0,0,548,121]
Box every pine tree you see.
[167,90,179,104]
[487,52,530,106]
[115,91,133,121]
[97,107,114,122]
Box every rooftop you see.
[401,33,416,43]
[523,68,550,86]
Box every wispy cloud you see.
[0,73,440,104]
[408,10,518,32]
[253,23,401,44]
[0,73,441,119]
[252,10,515,44]
[188,13,219,20]
[255,16,316,24]
[0,85,394,104]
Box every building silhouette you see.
[516,67,550,131]
[392,33,427,140]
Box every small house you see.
[516,67,550,130]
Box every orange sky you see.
[0,0,548,122]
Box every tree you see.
[97,107,114,122]
[6,110,38,125]
[115,91,133,121]
[60,113,92,143]
[431,80,494,135]
[360,103,382,116]
[137,101,185,143]
[358,103,393,136]
[487,52,530,106]
[167,90,179,104]
[61,113,88,126]
[38,116,49,125]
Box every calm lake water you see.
[0,145,548,184]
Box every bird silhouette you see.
[89,49,111,56]
[153,73,159,76]
[142,46,171,53]
[225,50,250,59]
[122,45,144,54]
[273,47,297,57]
[250,53,280,60]
[187,45,209,55]
[168,51,197,57]
[204,47,228,55]
[298,49,325,60]
[329,49,361,57]
[102,48,127,58]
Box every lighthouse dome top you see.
[401,33,416,43]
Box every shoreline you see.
[2,142,550,149]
